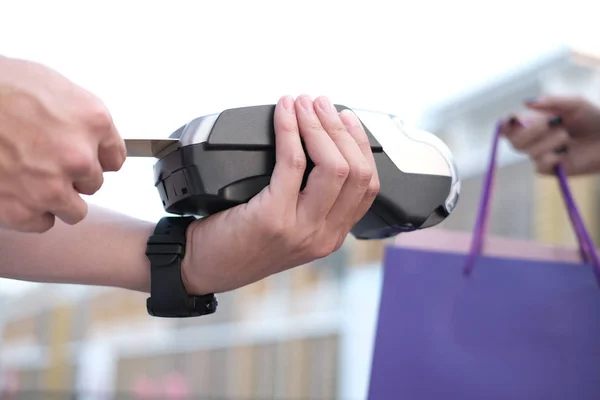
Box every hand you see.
[502,96,600,175]
[181,95,380,295]
[0,56,126,232]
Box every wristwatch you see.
[145,216,218,318]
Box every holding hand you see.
[181,95,380,295]
[0,56,126,232]
[502,96,600,175]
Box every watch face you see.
[192,294,218,315]
[146,216,218,319]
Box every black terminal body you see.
[153,104,459,240]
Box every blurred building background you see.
[2,26,600,400]
[0,237,388,400]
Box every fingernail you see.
[339,109,359,127]
[548,116,563,127]
[281,95,293,111]
[555,145,569,154]
[317,96,336,113]
[299,95,313,113]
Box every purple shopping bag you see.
[368,122,600,399]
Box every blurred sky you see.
[0,0,594,295]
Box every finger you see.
[509,117,552,151]
[500,116,523,138]
[49,190,89,225]
[555,145,569,154]
[313,97,372,230]
[30,212,56,232]
[547,115,563,127]
[268,95,306,206]
[525,96,583,115]
[340,109,380,224]
[535,152,563,175]
[546,116,570,154]
[560,142,594,175]
[98,124,127,172]
[73,162,104,195]
[528,129,570,160]
[295,95,348,223]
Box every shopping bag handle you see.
[463,118,600,285]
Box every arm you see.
[0,203,154,293]
[0,54,379,302]
[0,95,380,301]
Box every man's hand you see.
[181,95,380,295]
[502,96,600,175]
[0,56,126,232]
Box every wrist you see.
[120,220,155,293]
[180,220,214,296]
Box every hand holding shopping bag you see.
[368,118,600,400]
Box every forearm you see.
[0,204,155,292]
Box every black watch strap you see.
[145,216,218,318]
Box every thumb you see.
[525,96,583,115]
